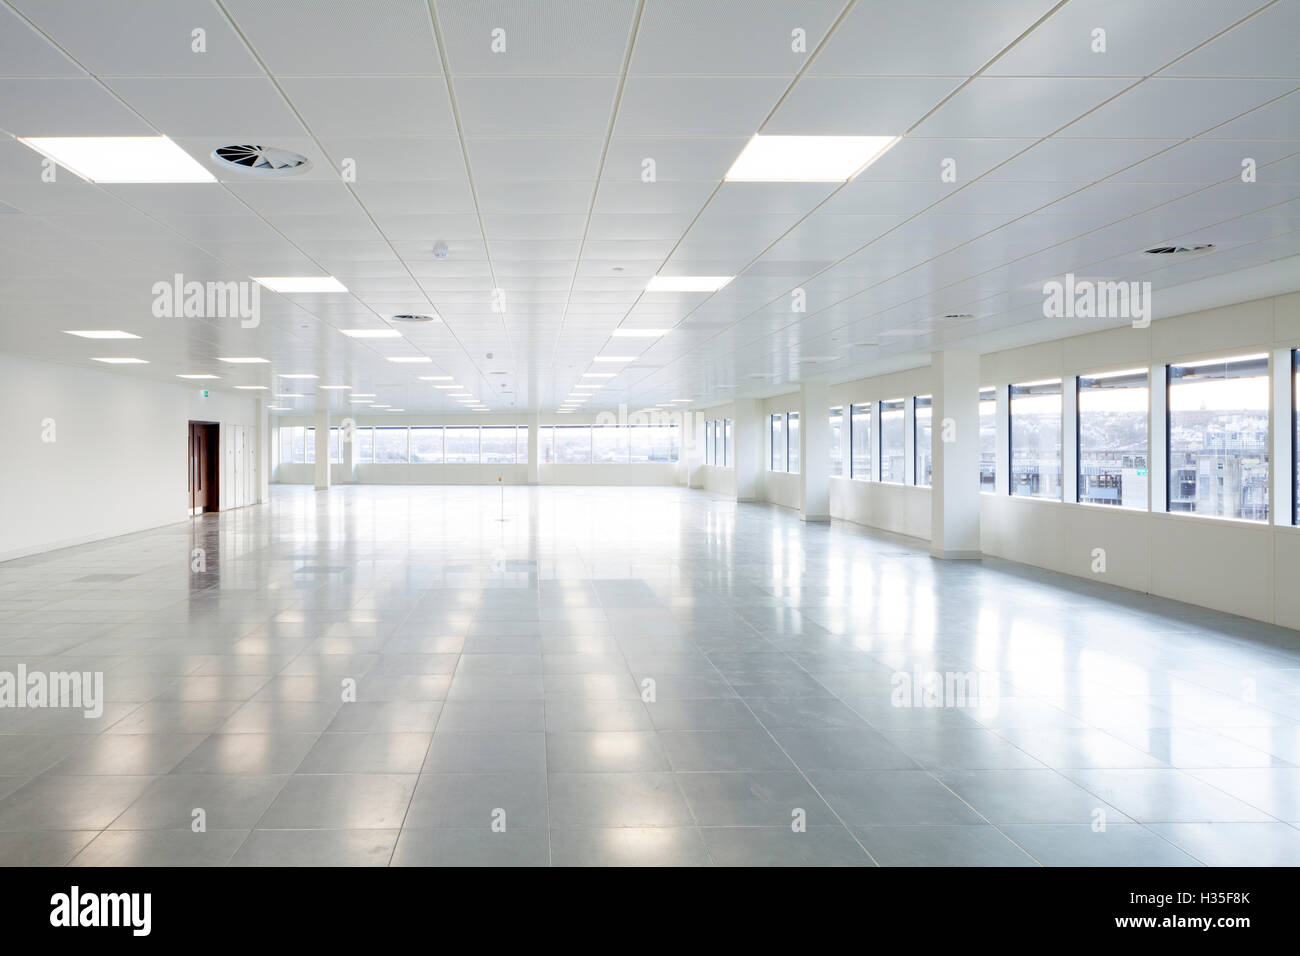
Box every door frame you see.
[188,420,220,516]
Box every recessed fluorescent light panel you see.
[63,330,139,339]
[319,385,351,390]
[611,328,669,338]
[234,385,268,390]
[341,329,401,339]
[92,357,148,364]
[387,356,432,364]
[19,136,214,183]
[278,373,318,379]
[253,276,348,293]
[724,134,899,182]
[217,357,269,364]
[177,374,218,380]
[646,275,731,293]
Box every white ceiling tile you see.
[466,137,604,181]
[1060,79,1299,139]
[602,136,748,181]
[453,77,618,135]
[0,78,153,136]
[1162,1,1300,78]
[317,138,468,181]
[278,77,457,138]
[1200,90,1300,140]
[912,77,1133,138]
[983,137,1180,182]
[592,180,715,215]
[615,77,789,136]
[435,0,637,75]
[8,0,262,75]
[989,0,1269,77]
[0,3,80,75]
[631,0,845,75]
[811,0,1059,76]
[104,77,308,140]
[222,0,441,75]
[765,76,961,135]
[860,137,1036,183]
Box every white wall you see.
[0,353,261,562]
[978,292,1300,628]
[827,366,934,539]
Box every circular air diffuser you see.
[390,313,439,323]
[211,145,312,177]
[1142,243,1215,256]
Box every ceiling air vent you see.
[1142,243,1214,256]
[211,145,311,177]
[390,313,439,323]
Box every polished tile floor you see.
[1,485,1298,866]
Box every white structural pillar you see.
[314,403,330,491]
[930,350,981,558]
[799,381,831,522]
[732,397,763,502]
[526,413,540,485]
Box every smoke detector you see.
[1142,243,1215,256]
[390,313,439,323]
[210,145,311,176]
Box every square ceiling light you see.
[646,275,731,293]
[254,276,348,293]
[19,136,214,183]
[63,330,139,339]
[724,135,899,182]
[92,357,148,364]
[218,357,269,364]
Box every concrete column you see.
[340,410,355,483]
[799,381,830,522]
[683,409,706,488]
[314,402,330,491]
[930,350,981,559]
[733,397,763,501]
[256,397,271,503]
[526,413,540,484]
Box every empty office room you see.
[1,0,1299,895]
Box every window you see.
[328,427,343,464]
[374,426,408,463]
[409,426,443,463]
[555,425,591,463]
[1010,379,1062,499]
[724,419,733,467]
[593,425,630,463]
[278,425,312,465]
[630,425,679,463]
[444,427,478,463]
[540,426,555,464]
[1077,369,1149,509]
[713,420,724,466]
[356,425,374,464]
[879,399,904,483]
[829,407,843,476]
[704,420,714,465]
[516,425,529,465]
[304,426,317,464]
[1168,354,1269,522]
[979,388,997,492]
[1295,350,1299,526]
[770,413,785,472]
[914,395,932,487]
[481,426,517,464]
[787,412,800,474]
[850,403,871,480]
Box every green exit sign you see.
[200,389,210,398]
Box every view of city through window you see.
[914,395,933,487]
[1168,355,1270,522]
[879,399,905,483]
[979,388,997,492]
[1010,379,1063,499]
[1078,369,1149,509]
[851,403,871,480]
